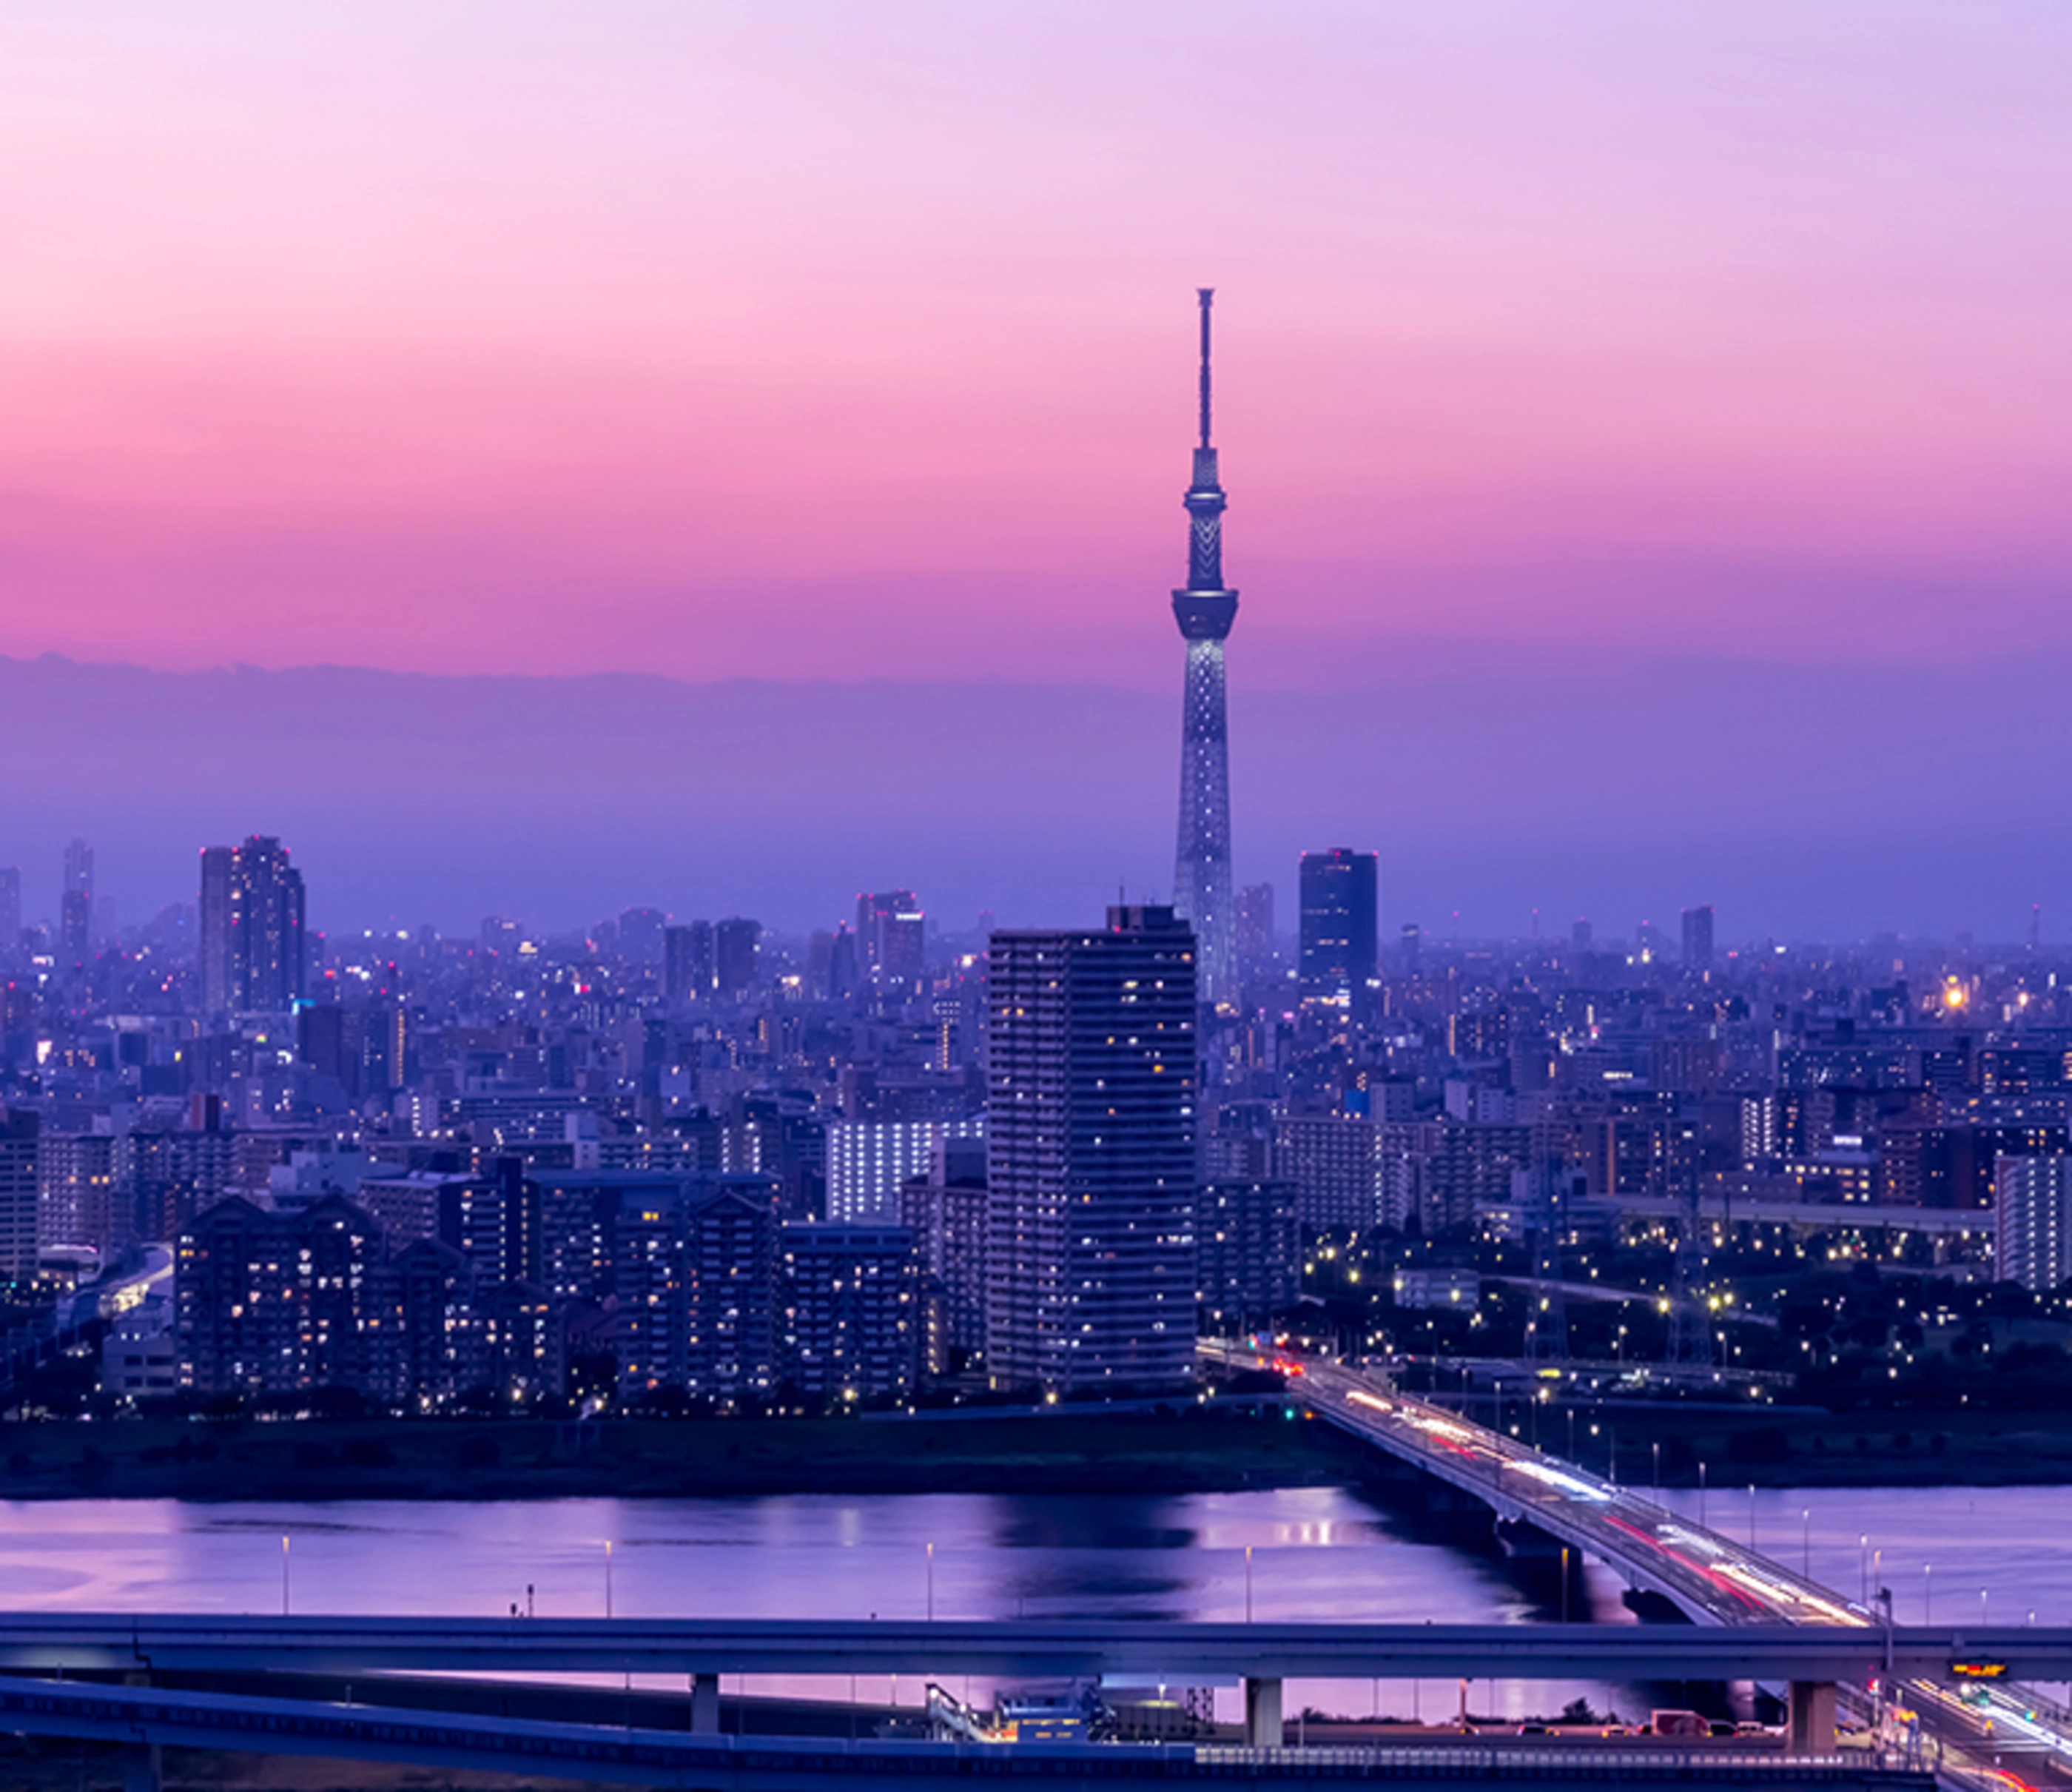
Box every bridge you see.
[0,1612,2062,1684]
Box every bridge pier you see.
[1787,1679,1836,1756]
[1242,1675,1283,1747]
[120,1742,162,1792]
[690,1672,722,1734]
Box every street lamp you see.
[1860,1535,1868,1603]
[605,1540,615,1620]
[1652,1441,1661,1492]
[1747,1485,1757,1551]
[1698,1461,1707,1529]
[1801,1509,1811,1582]
[1923,1563,1931,1624]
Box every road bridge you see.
[0,1614,2059,1685]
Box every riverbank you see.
[1,1398,2068,1500]
[1473,1399,2072,1489]
[0,1405,1370,1502]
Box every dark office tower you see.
[714,917,760,996]
[1169,290,1239,1010]
[857,891,924,984]
[0,867,18,957]
[1681,905,1715,970]
[1298,850,1379,1007]
[1571,917,1592,953]
[1234,883,1274,975]
[198,848,233,1013]
[62,838,93,905]
[1399,922,1422,970]
[619,906,667,969]
[59,892,90,963]
[663,925,700,1004]
[984,906,1199,1394]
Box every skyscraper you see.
[1681,904,1715,970]
[60,837,93,962]
[198,836,306,1014]
[1170,289,1239,1010]
[1299,849,1379,1007]
[0,867,19,958]
[857,890,925,984]
[984,905,1198,1393]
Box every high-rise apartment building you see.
[619,907,667,969]
[826,1115,984,1224]
[0,1110,38,1283]
[59,839,93,963]
[1169,292,1240,1009]
[1298,849,1379,1007]
[1681,905,1715,970]
[1995,1154,2072,1293]
[0,866,19,957]
[984,905,1198,1393]
[198,836,306,1014]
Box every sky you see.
[3,5,2070,933]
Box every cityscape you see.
[4,5,2071,1791]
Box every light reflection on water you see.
[2,1484,2064,1725]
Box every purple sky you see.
[3,6,2068,936]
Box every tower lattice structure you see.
[1170,289,1239,1007]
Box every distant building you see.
[826,1115,984,1224]
[985,906,1198,1393]
[0,1110,38,1283]
[1274,1113,1380,1231]
[1681,905,1715,970]
[0,865,19,956]
[61,836,94,957]
[778,1222,923,1403]
[198,836,306,1014]
[619,907,667,969]
[614,1175,783,1409]
[713,918,760,996]
[1299,850,1379,1008]
[38,1132,118,1254]
[899,1135,988,1363]
[1234,883,1275,978]
[857,891,925,984]
[664,922,713,1004]
[1197,1179,1299,1335]
[1996,1155,2072,1293]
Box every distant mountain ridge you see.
[0,651,2062,940]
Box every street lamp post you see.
[1245,1545,1254,1623]
[1698,1461,1707,1529]
[1747,1485,1757,1551]
[1801,1509,1811,1582]
[605,1540,614,1620]
[1923,1563,1931,1623]
[1860,1535,1868,1603]
[1652,1441,1661,1492]
[926,1543,935,1621]
[281,1535,290,1618]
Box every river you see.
[3,1483,2066,1726]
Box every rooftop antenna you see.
[1197,288,1214,449]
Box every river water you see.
[2,1484,2066,1726]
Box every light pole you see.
[1245,1545,1254,1623]
[280,1535,290,1618]
[1980,1588,1988,1627]
[1698,1460,1707,1529]
[605,1540,614,1620]
[1652,1441,1661,1492]
[926,1543,935,1622]
[1923,1563,1931,1623]
[1860,1535,1868,1603]
[1801,1509,1811,1582]
[1747,1485,1756,1551]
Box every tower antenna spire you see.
[1197,288,1214,449]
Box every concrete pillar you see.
[690,1672,722,1734]
[121,1743,162,1792]
[1243,1676,1283,1748]
[1787,1681,1837,1756]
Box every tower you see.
[1171,289,1239,1009]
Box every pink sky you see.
[4,1,2070,688]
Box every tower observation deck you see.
[1171,289,1238,1007]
